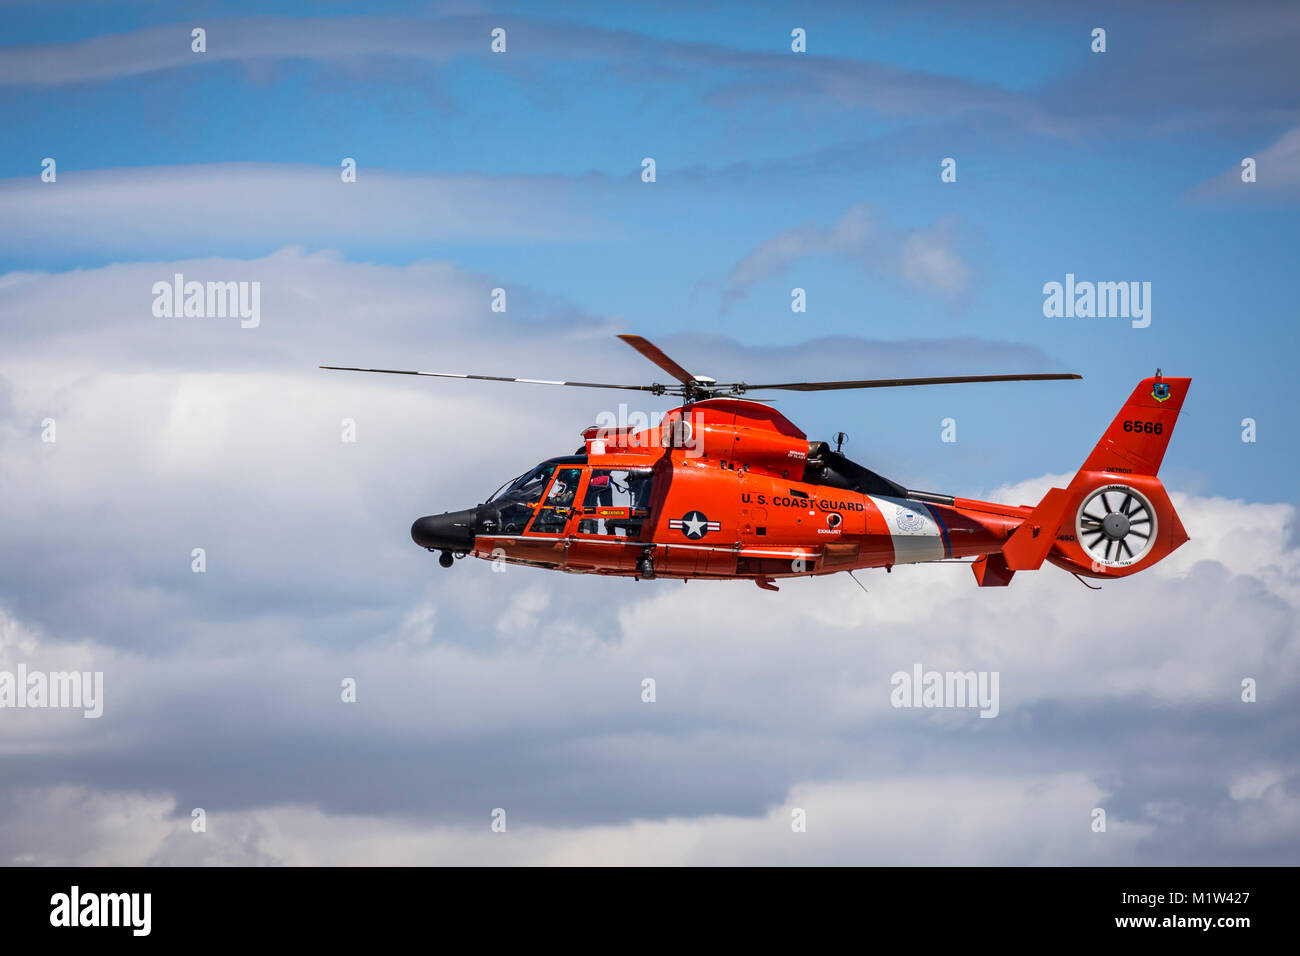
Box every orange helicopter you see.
[324,334,1190,591]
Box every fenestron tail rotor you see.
[1076,485,1157,568]
[321,333,1081,403]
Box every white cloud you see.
[0,164,610,253]
[0,15,1042,134]
[0,774,1155,866]
[0,465,1295,863]
[1191,125,1300,198]
[1,252,1297,865]
[717,203,971,314]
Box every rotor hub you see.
[1101,512,1130,539]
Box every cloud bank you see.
[1,252,1296,865]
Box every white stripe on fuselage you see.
[867,495,945,564]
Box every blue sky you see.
[3,1,1294,502]
[1,1,1298,865]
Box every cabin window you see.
[577,468,654,537]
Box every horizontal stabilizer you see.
[972,553,1015,587]
[1002,487,1070,571]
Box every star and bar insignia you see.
[669,511,721,540]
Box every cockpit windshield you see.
[487,463,556,505]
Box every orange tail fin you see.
[976,375,1192,586]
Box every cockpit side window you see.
[528,468,582,534]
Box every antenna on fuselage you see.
[834,432,848,453]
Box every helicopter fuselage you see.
[411,398,1031,587]
[331,333,1186,591]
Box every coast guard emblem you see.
[895,510,926,533]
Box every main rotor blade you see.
[320,366,662,392]
[617,334,698,386]
[728,373,1082,392]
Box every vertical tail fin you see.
[980,374,1192,586]
[1080,374,1191,476]
[1049,374,1191,578]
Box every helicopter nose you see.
[411,508,478,552]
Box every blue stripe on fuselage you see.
[921,502,952,559]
